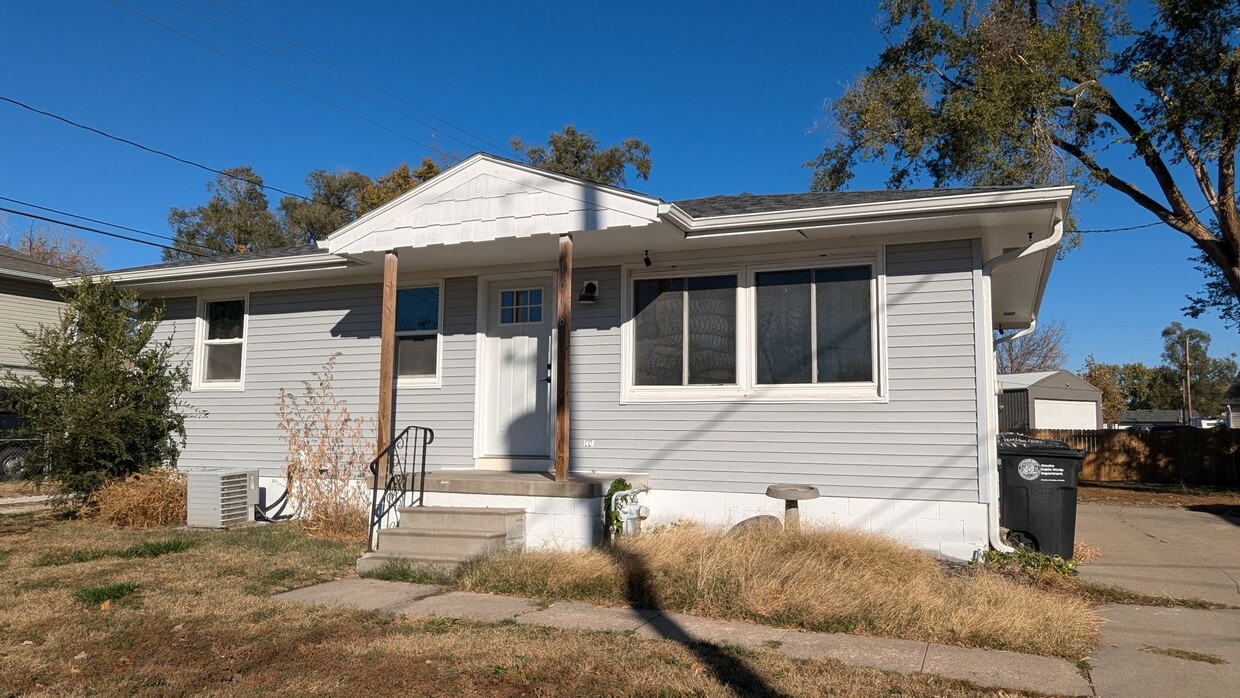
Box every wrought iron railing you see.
[367,425,434,552]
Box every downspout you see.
[980,220,1064,554]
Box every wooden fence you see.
[1013,429,1240,486]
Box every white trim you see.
[472,271,558,463]
[58,252,355,288]
[191,293,249,391]
[619,247,888,404]
[660,186,1075,234]
[394,279,444,390]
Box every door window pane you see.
[687,275,737,384]
[633,278,684,385]
[397,335,437,377]
[204,343,243,382]
[206,300,244,340]
[755,270,812,384]
[816,267,873,382]
[499,287,543,324]
[397,287,439,332]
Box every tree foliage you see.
[12,225,100,273]
[166,160,443,261]
[167,167,283,260]
[0,278,196,498]
[1080,355,1126,424]
[995,319,1068,374]
[815,0,1240,322]
[511,125,652,187]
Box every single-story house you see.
[1115,409,1194,429]
[0,245,65,380]
[72,154,1072,562]
[997,370,1102,430]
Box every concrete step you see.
[376,528,510,560]
[396,506,525,538]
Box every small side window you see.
[197,297,246,386]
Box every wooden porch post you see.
[555,234,572,482]
[377,250,398,473]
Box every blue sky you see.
[0,0,1234,369]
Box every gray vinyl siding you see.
[157,280,478,478]
[0,278,62,374]
[569,239,981,502]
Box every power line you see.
[171,0,499,159]
[108,0,446,158]
[0,246,86,276]
[0,205,206,258]
[0,95,357,216]
[0,195,212,252]
[203,0,516,159]
[1075,204,1216,234]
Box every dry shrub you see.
[460,524,1100,659]
[90,468,186,528]
[1073,540,1101,563]
[276,355,370,542]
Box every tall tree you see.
[813,0,1240,323]
[1080,355,1127,424]
[1119,362,1182,411]
[13,224,100,273]
[166,167,284,261]
[1160,321,1238,415]
[279,169,371,244]
[356,158,440,215]
[511,125,652,187]
[995,319,1068,374]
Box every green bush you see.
[0,278,198,498]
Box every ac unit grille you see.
[187,468,258,528]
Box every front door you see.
[479,276,554,467]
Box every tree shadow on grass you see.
[601,544,790,698]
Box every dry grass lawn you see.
[0,478,54,498]
[455,525,1099,659]
[0,511,1040,697]
[1079,482,1240,516]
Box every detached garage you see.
[998,370,1102,430]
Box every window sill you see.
[396,376,442,390]
[191,382,246,392]
[620,385,886,404]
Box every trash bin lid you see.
[998,432,1071,450]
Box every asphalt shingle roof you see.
[672,187,1024,218]
[0,245,68,281]
[108,244,327,274]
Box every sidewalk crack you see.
[919,643,929,673]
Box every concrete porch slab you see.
[389,591,541,622]
[272,578,443,611]
[410,471,647,499]
[516,601,660,633]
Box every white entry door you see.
[479,276,554,465]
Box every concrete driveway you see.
[1077,503,1240,697]
[1076,503,1240,606]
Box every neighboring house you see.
[998,370,1102,430]
[74,154,1072,561]
[0,245,65,379]
[1221,377,1240,428]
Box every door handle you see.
[542,363,552,383]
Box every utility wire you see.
[1075,204,1217,234]
[108,0,446,159]
[0,205,206,257]
[203,0,517,158]
[0,247,86,276]
[172,0,498,159]
[0,95,357,216]
[0,195,213,252]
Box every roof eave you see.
[0,268,59,284]
[54,253,357,288]
[661,186,1075,234]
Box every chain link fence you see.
[0,439,35,480]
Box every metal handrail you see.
[366,425,434,552]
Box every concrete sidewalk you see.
[1077,504,1240,606]
[274,579,1092,697]
[0,494,52,514]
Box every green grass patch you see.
[73,582,138,605]
[359,558,455,586]
[34,537,199,567]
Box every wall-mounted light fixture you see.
[579,280,599,304]
[643,250,652,267]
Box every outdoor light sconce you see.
[579,280,599,304]
[643,249,652,267]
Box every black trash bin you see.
[997,433,1084,559]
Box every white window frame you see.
[620,248,887,403]
[192,293,249,391]
[395,280,445,389]
[496,286,546,327]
